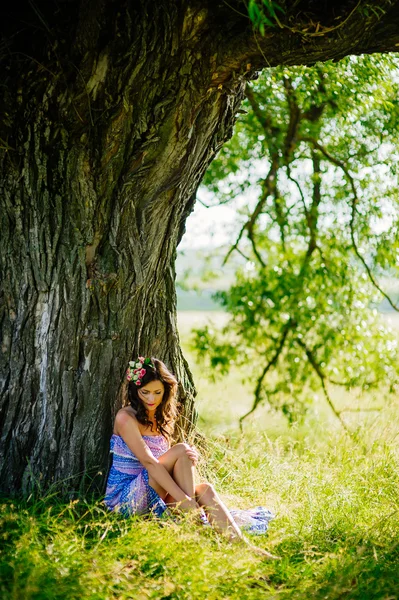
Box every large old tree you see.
[1,0,399,496]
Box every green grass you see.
[1,311,399,599]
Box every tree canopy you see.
[190,53,399,426]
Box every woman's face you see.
[138,379,165,413]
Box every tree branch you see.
[301,136,399,312]
[283,76,301,163]
[239,319,293,428]
[295,337,351,433]
[222,155,279,267]
[245,83,272,131]
[221,1,399,72]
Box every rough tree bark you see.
[1,0,399,496]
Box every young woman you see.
[104,356,278,558]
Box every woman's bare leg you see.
[148,443,198,506]
[170,452,196,499]
[195,482,242,540]
[195,482,280,559]
[148,449,279,558]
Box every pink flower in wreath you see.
[138,356,145,362]
[135,379,141,386]
[139,368,146,377]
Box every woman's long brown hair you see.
[126,357,179,443]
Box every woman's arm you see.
[114,412,193,504]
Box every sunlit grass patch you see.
[1,312,399,598]
[1,418,399,599]
[0,493,278,600]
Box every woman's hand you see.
[179,495,200,511]
[185,445,199,466]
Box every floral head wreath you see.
[126,356,155,386]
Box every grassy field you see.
[1,311,399,599]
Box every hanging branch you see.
[295,337,351,433]
[239,144,324,426]
[245,83,274,131]
[287,170,307,213]
[283,76,302,163]
[227,78,304,266]
[238,154,324,426]
[273,186,287,251]
[239,318,294,428]
[287,166,330,267]
[308,150,321,252]
[291,146,323,285]
[222,156,279,267]
[301,136,399,312]
[328,377,378,388]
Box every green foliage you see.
[193,54,399,423]
[246,0,285,34]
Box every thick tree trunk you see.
[2,0,399,496]
[0,0,248,495]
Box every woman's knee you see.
[173,442,191,458]
[196,481,215,498]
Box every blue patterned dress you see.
[104,433,275,534]
[104,434,169,517]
